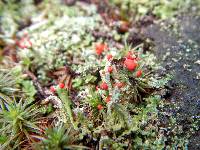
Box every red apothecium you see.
[124,59,137,71]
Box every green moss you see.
[0,1,192,149]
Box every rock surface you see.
[143,15,200,149]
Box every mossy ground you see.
[0,0,200,149]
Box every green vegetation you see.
[110,0,198,20]
[0,0,197,149]
[33,124,86,150]
[0,99,42,149]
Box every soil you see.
[143,15,200,149]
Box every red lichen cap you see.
[16,35,32,49]
[105,96,111,103]
[59,83,65,89]
[126,51,135,60]
[100,82,108,90]
[95,43,108,55]
[50,86,56,93]
[97,104,103,110]
[124,59,137,71]
[115,82,124,88]
[106,54,113,61]
[136,70,142,77]
[107,66,113,73]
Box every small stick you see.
[25,70,47,99]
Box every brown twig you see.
[25,70,47,99]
